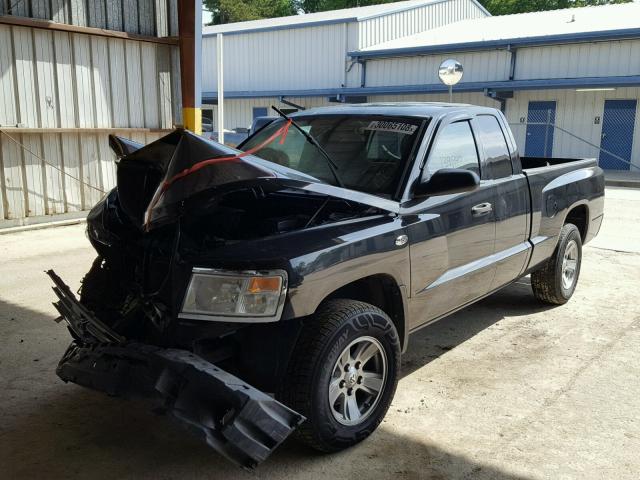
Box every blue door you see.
[599,99,636,171]
[253,107,268,119]
[525,101,556,157]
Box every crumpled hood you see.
[111,129,399,231]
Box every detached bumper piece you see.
[46,271,305,469]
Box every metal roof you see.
[352,2,640,57]
[203,0,488,36]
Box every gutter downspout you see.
[359,58,367,88]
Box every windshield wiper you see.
[271,106,344,188]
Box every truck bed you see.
[520,156,605,270]
[521,156,596,170]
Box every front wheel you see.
[278,299,400,452]
[531,223,583,305]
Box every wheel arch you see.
[564,202,589,242]
[320,274,409,352]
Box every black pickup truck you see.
[48,103,604,468]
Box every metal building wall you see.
[202,23,353,94]
[515,40,640,79]
[0,1,180,226]
[0,0,178,35]
[202,0,488,95]
[365,50,510,87]
[358,0,487,49]
[505,87,640,170]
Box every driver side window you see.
[422,121,480,181]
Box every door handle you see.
[472,202,493,217]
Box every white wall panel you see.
[366,50,510,87]
[108,39,129,127]
[60,133,83,211]
[53,32,76,128]
[358,0,487,49]
[41,133,65,214]
[91,37,112,127]
[13,27,38,127]
[515,40,640,80]
[0,26,17,126]
[72,34,96,128]
[0,135,26,219]
[141,42,159,128]
[1,1,176,35]
[203,24,348,93]
[21,134,46,216]
[33,30,58,128]
[125,41,145,127]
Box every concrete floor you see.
[1,187,639,480]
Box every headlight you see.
[179,268,288,322]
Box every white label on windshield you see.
[365,121,418,135]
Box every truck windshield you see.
[240,115,426,198]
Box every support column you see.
[178,0,202,134]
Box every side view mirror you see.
[414,168,480,198]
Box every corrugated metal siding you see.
[0,3,179,225]
[0,25,178,130]
[366,50,511,87]
[515,40,640,79]
[506,87,640,170]
[0,0,177,36]
[203,0,486,94]
[358,0,488,49]
[202,23,349,93]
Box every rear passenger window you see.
[475,115,512,179]
[423,121,480,180]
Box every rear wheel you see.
[531,223,582,305]
[278,299,400,452]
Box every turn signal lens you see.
[247,276,282,293]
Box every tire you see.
[531,223,582,305]
[278,299,400,452]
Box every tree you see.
[205,0,633,24]
[204,0,296,25]
[296,0,395,13]
[476,0,631,16]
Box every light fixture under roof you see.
[575,88,617,92]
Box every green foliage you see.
[204,0,633,24]
[296,0,395,13]
[477,0,631,16]
[204,0,296,25]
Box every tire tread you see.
[279,299,398,452]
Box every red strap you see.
[144,120,292,230]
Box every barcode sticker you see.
[364,121,418,135]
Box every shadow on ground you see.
[0,281,543,480]
[400,277,553,379]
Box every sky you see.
[203,8,213,25]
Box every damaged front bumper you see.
[46,270,305,469]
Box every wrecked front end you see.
[49,269,303,467]
[48,129,390,467]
